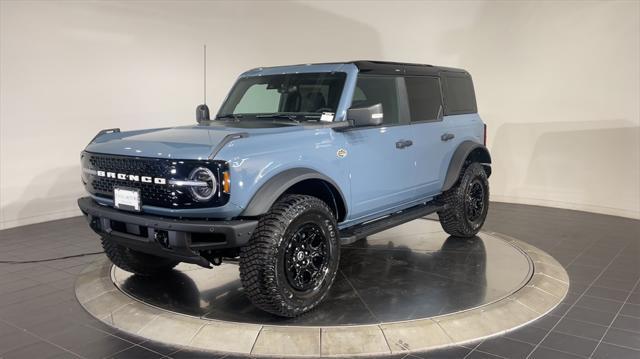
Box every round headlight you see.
[188,167,217,201]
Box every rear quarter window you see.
[442,73,477,115]
[405,76,443,122]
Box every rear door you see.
[404,76,455,197]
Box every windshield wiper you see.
[215,113,243,121]
[256,113,301,123]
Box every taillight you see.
[483,124,487,146]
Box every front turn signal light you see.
[223,171,230,193]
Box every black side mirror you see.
[196,104,210,122]
[347,103,384,127]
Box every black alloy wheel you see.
[284,223,330,292]
[465,179,486,223]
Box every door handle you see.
[441,133,455,141]
[395,140,413,149]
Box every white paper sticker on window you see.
[320,112,335,122]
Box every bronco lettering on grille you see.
[96,170,166,185]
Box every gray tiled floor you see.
[0,202,638,358]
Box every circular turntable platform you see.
[76,219,569,357]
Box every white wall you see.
[1,0,638,229]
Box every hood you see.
[85,122,302,160]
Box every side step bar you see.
[339,201,446,245]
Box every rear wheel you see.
[101,237,179,276]
[239,194,340,317]
[438,162,490,238]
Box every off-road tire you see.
[239,194,340,317]
[101,237,179,276]
[438,162,490,238]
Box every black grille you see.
[81,152,229,209]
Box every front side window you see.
[352,76,402,124]
[218,72,346,122]
[405,76,443,122]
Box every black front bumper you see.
[78,197,258,267]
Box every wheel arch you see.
[241,168,348,222]
[442,141,492,192]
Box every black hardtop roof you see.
[351,60,469,76]
[246,61,470,77]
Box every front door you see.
[344,75,417,222]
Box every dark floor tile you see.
[0,284,63,308]
[413,345,472,358]
[572,254,614,268]
[602,327,640,350]
[530,315,561,330]
[0,340,77,359]
[539,331,598,357]
[47,324,114,349]
[476,337,534,359]
[562,292,580,305]
[529,346,583,359]
[594,277,639,292]
[565,305,617,326]
[586,285,631,302]
[505,325,549,345]
[0,277,42,296]
[620,303,640,318]
[549,303,571,317]
[109,345,164,358]
[464,349,504,358]
[628,291,640,305]
[554,317,608,340]
[214,355,264,359]
[70,335,134,359]
[167,349,225,359]
[611,315,640,333]
[567,264,603,284]
[86,322,147,345]
[137,340,181,355]
[568,282,589,295]
[592,342,640,359]
[0,328,41,354]
[29,314,82,339]
[0,320,16,336]
[575,295,624,313]
[602,267,640,281]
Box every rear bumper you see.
[77,197,258,267]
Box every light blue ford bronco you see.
[78,61,491,317]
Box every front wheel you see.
[438,162,490,238]
[239,195,340,317]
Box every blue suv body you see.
[78,61,491,316]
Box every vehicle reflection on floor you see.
[113,219,532,325]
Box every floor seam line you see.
[523,244,628,359]
[339,270,380,323]
[588,275,640,357]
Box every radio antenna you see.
[203,44,207,104]
[196,44,210,122]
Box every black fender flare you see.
[442,141,492,192]
[241,168,348,218]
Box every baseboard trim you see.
[491,195,640,220]
[0,208,82,230]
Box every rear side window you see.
[353,76,402,124]
[443,73,477,115]
[405,76,442,122]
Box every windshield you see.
[217,72,346,122]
